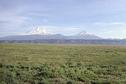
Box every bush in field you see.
[1,44,126,83]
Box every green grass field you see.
[1,44,126,84]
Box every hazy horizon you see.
[0,0,126,39]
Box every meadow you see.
[0,43,126,84]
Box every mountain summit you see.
[77,31,87,36]
[29,27,49,35]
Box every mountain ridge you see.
[0,27,102,40]
[0,33,101,40]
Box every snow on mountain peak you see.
[29,27,49,35]
[79,31,87,35]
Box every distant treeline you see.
[0,39,126,45]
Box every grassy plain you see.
[0,43,126,84]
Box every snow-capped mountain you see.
[75,31,101,39]
[0,27,102,40]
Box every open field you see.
[1,44,126,84]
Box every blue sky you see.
[0,0,126,38]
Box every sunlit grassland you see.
[1,43,126,84]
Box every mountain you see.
[0,27,101,40]
[1,28,126,45]
[67,31,101,39]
